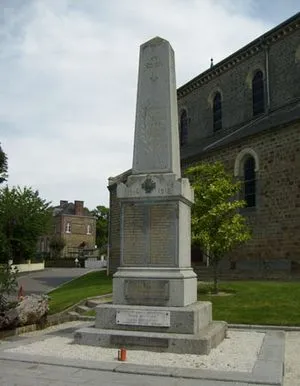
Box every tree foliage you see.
[0,186,52,263]
[91,205,109,251]
[0,144,8,184]
[185,162,251,293]
[49,235,66,259]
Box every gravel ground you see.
[284,332,300,386]
[4,322,265,373]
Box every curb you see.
[229,323,300,331]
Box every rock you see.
[0,307,18,330]
[16,294,49,326]
[0,294,48,330]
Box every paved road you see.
[17,268,100,295]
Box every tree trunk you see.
[212,257,219,294]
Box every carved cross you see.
[141,177,156,193]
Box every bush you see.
[49,236,66,259]
[0,264,18,312]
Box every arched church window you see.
[179,109,188,146]
[244,156,256,207]
[213,92,222,131]
[252,70,265,116]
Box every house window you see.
[243,156,256,207]
[65,222,71,233]
[252,70,265,116]
[179,109,188,146]
[87,225,91,235]
[213,92,222,131]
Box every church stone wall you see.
[183,120,300,264]
[268,28,300,109]
[178,29,300,147]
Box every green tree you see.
[91,205,109,251]
[49,235,66,259]
[0,144,8,184]
[185,162,251,293]
[0,186,52,263]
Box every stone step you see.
[74,321,227,355]
[76,305,91,314]
[86,297,112,308]
[68,311,80,317]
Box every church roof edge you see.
[177,12,300,98]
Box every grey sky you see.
[0,1,298,209]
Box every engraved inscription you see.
[125,280,169,305]
[122,203,177,267]
[145,56,162,82]
[122,204,146,265]
[150,203,176,265]
[145,56,162,69]
[116,310,170,327]
[111,335,168,348]
[135,107,169,171]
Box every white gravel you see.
[284,332,300,386]
[4,322,265,373]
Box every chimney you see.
[74,200,84,216]
[60,200,68,207]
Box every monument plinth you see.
[75,37,226,354]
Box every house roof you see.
[52,202,93,217]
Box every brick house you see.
[108,13,300,275]
[38,200,96,258]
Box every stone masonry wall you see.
[108,186,121,273]
[268,28,300,109]
[182,121,300,264]
[61,215,96,256]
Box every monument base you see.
[113,267,197,307]
[74,302,227,355]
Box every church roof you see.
[180,100,300,162]
[177,12,300,98]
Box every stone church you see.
[108,12,300,276]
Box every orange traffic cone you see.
[118,348,127,361]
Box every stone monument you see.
[75,37,226,354]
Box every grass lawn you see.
[48,271,113,315]
[48,272,300,326]
[198,281,300,326]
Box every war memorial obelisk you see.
[75,37,226,354]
